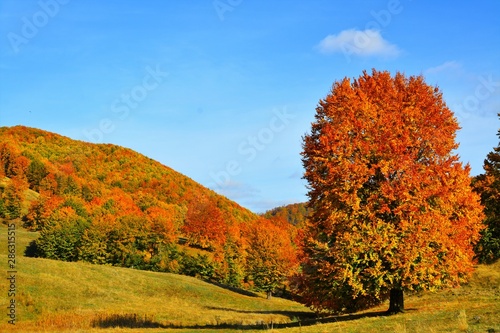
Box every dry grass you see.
[0,222,499,333]
[0,223,312,332]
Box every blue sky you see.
[1,1,499,213]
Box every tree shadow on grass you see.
[91,309,391,330]
[92,313,166,329]
[204,305,317,320]
[203,306,391,329]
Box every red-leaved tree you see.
[299,70,484,314]
[183,195,227,251]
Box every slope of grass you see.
[0,223,312,332]
[1,222,499,333]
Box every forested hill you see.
[0,125,300,292]
[264,202,310,226]
[0,126,257,239]
[0,125,256,224]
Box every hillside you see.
[0,223,312,332]
[0,125,256,223]
[1,223,498,332]
[0,125,298,290]
[0,176,39,215]
[263,202,310,226]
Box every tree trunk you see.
[266,291,272,299]
[387,288,404,314]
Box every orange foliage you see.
[145,206,178,244]
[106,188,143,217]
[0,142,20,177]
[39,173,58,194]
[25,193,64,230]
[0,125,257,229]
[472,114,500,263]
[299,70,485,313]
[0,125,294,288]
[12,155,30,180]
[264,203,310,227]
[246,217,299,296]
[183,196,227,251]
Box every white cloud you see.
[424,61,462,75]
[316,29,400,59]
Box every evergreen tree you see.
[473,113,500,263]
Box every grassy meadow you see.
[1,222,499,333]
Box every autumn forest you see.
[1,70,499,319]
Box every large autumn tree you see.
[473,113,500,263]
[299,70,484,314]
